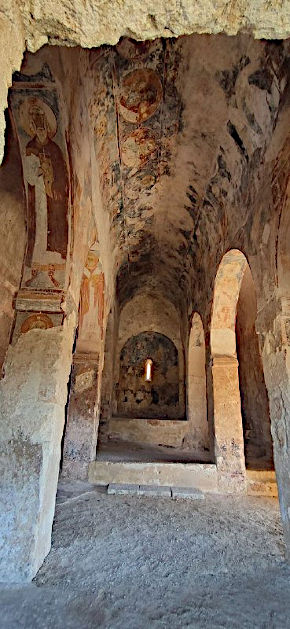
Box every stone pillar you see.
[61,352,100,480]
[0,294,76,582]
[257,299,290,557]
[212,355,246,493]
[187,328,209,450]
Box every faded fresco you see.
[77,247,105,353]
[12,311,63,342]
[89,37,183,277]
[117,331,180,419]
[10,72,69,290]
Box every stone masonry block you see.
[138,485,172,497]
[171,487,205,500]
[107,483,139,495]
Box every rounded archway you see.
[211,249,273,488]
[236,265,273,470]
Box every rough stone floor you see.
[1,481,290,629]
[97,439,211,463]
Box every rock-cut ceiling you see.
[88,34,289,314]
[10,34,290,317]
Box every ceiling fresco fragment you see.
[10,35,290,323]
[88,35,289,316]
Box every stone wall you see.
[0,315,76,582]
[236,265,273,469]
[0,116,26,370]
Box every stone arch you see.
[186,313,209,451]
[236,266,273,470]
[211,249,273,490]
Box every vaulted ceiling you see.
[88,34,289,314]
[11,34,290,320]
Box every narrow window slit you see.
[145,358,153,382]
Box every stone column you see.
[61,352,100,480]
[0,291,76,582]
[212,355,246,493]
[187,331,209,450]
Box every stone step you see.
[107,483,205,499]
[138,485,172,497]
[108,483,139,496]
[172,486,205,500]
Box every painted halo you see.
[21,313,54,333]
[18,96,57,138]
[121,128,157,169]
[119,69,162,124]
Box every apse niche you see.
[116,331,183,419]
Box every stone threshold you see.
[107,483,204,499]
[111,416,187,422]
[88,461,278,497]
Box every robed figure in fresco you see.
[79,249,105,349]
[19,96,69,276]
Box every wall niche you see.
[116,331,182,419]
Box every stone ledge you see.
[89,461,218,492]
[107,483,139,496]
[172,487,205,500]
[106,484,204,499]
[138,485,172,497]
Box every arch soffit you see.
[211,249,250,358]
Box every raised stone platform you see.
[89,461,218,492]
[89,461,278,497]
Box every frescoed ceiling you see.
[88,34,290,315]
[10,34,290,319]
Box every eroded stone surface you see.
[0,317,76,582]
[1,487,288,628]
[1,1,290,162]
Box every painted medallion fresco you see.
[89,38,183,275]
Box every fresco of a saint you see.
[78,249,105,352]
[18,96,69,285]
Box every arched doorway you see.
[211,249,273,490]
[186,313,209,452]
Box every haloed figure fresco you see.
[15,95,69,288]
